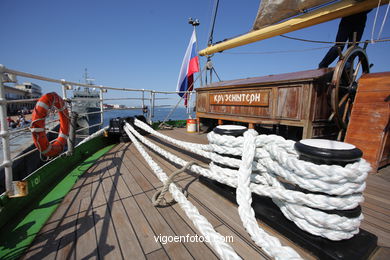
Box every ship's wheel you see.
[330,45,370,140]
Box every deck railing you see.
[0,64,194,195]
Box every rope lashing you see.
[152,161,200,207]
[125,122,301,259]
[132,119,370,240]
[127,119,371,259]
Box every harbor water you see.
[103,107,194,126]
[1,107,193,161]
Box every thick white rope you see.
[128,119,371,255]
[135,118,367,202]
[127,125,363,211]
[125,124,302,259]
[123,124,240,260]
[236,129,302,259]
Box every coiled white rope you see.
[128,119,371,258]
[125,123,301,259]
[123,124,241,260]
[236,129,301,259]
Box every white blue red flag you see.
[176,30,199,106]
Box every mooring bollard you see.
[210,125,247,170]
[294,139,363,167]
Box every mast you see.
[199,0,383,56]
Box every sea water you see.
[103,107,195,126]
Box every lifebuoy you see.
[31,92,69,157]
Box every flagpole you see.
[189,18,203,86]
[159,65,206,129]
[188,18,201,117]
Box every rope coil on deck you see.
[152,161,198,207]
[124,119,371,260]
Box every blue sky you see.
[1,0,389,106]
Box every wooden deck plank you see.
[121,196,162,254]
[365,184,390,201]
[103,143,133,200]
[146,248,169,260]
[98,148,146,259]
[366,174,390,191]
[112,144,145,196]
[106,200,145,259]
[92,205,123,259]
[371,247,390,260]
[363,206,390,225]
[75,197,99,260]
[53,198,79,260]
[125,145,168,189]
[215,224,268,260]
[360,221,390,247]
[121,151,155,192]
[134,193,193,259]
[144,190,219,260]
[90,146,126,259]
[363,212,390,232]
[362,197,390,216]
[364,193,390,210]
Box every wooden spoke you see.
[338,93,349,108]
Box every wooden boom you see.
[199,0,382,56]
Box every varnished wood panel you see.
[276,86,302,119]
[345,72,390,172]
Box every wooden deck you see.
[22,128,390,259]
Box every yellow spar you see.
[199,0,383,56]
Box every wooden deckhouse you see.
[196,68,336,139]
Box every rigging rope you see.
[223,46,329,55]
[280,34,390,44]
[152,161,200,206]
[377,0,390,41]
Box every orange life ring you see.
[31,92,70,157]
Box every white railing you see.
[0,64,195,195]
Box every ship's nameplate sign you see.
[209,90,269,106]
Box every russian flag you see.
[176,30,199,106]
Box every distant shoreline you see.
[104,108,141,111]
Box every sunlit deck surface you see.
[23,128,390,259]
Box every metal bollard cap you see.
[294,139,363,166]
[213,125,247,137]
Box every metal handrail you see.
[75,122,103,133]
[5,98,39,104]
[0,64,193,195]
[2,65,196,94]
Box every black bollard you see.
[294,139,363,167]
[211,125,247,170]
[200,134,377,260]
